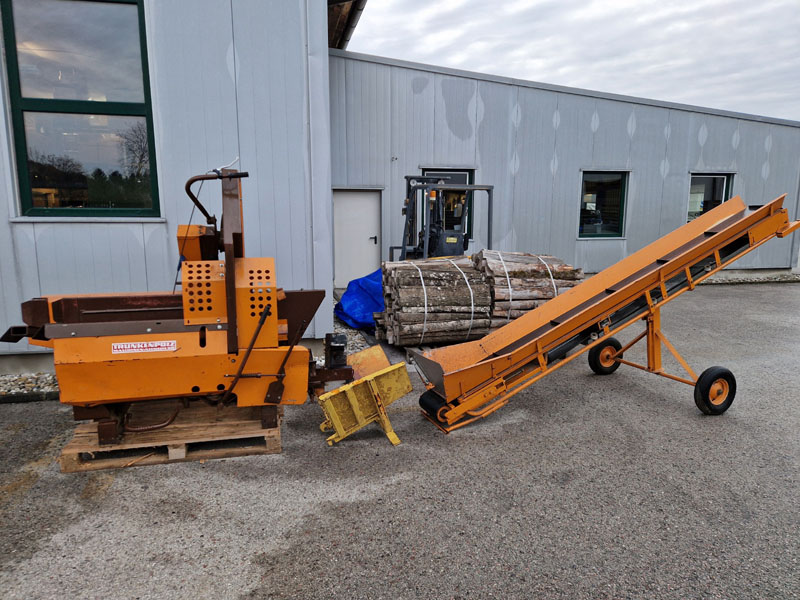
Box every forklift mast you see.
[390,176,494,260]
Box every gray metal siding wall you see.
[0,0,333,355]
[329,52,800,274]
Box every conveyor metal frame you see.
[412,194,800,432]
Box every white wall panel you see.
[512,87,558,254]
[146,0,240,270]
[387,68,435,258]
[143,222,174,290]
[475,82,517,251]
[329,52,800,276]
[550,93,595,264]
[433,75,478,167]
[0,0,332,353]
[591,98,635,170]
[625,105,669,252]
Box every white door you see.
[333,190,381,288]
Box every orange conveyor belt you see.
[412,194,800,432]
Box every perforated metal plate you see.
[236,258,278,348]
[182,261,227,325]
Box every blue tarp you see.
[334,269,384,331]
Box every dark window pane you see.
[579,172,626,237]
[13,0,144,102]
[24,112,151,209]
[688,175,728,222]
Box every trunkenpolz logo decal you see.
[111,340,177,354]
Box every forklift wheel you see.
[694,366,736,415]
[588,337,622,375]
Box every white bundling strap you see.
[448,259,474,339]
[407,262,428,344]
[535,255,559,297]
[497,251,513,322]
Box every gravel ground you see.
[333,317,371,354]
[0,373,58,396]
[703,272,800,284]
[0,283,798,599]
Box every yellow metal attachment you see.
[318,349,412,446]
[346,344,391,379]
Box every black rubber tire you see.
[694,366,736,415]
[588,337,622,375]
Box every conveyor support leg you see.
[614,306,698,386]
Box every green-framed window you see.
[1,0,158,216]
[578,171,628,238]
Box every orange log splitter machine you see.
[2,170,408,445]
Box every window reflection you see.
[24,112,151,209]
[688,175,731,222]
[13,0,144,102]
[579,172,627,237]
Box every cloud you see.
[348,0,800,121]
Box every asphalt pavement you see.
[1,282,798,599]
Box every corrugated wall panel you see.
[658,110,692,235]
[512,87,558,254]
[0,0,332,354]
[625,105,669,252]
[688,113,739,173]
[143,222,174,290]
[232,0,310,289]
[387,67,435,258]
[475,81,517,251]
[329,56,348,187]
[5,225,44,354]
[343,60,391,186]
[305,0,334,336]
[574,239,627,273]
[146,0,240,270]
[551,93,596,265]
[733,122,796,268]
[329,52,800,275]
[32,223,149,295]
[433,74,478,167]
[591,98,635,170]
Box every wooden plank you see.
[64,420,272,452]
[60,431,281,473]
[59,400,281,472]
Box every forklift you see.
[389,175,493,260]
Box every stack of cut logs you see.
[375,257,491,346]
[375,251,583,346]
[473,250,583,327]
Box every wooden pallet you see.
[59,400,282,473]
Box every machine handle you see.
[184,170,250,226]
[369,235,378,245]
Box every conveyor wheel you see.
[694,366,736,415]
[588,337,622,375]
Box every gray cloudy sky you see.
[348,0,800,122]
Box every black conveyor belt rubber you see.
[420,390,447,419]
